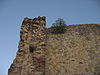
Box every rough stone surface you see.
[46,24,100,75]
[8,16,46,75]
[8,16,100,75]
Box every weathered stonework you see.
[46,24,100,75]
[8,16,100,75]
[8,16,46,75]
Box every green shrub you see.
[50,25,66,34]
[50,18,66,34]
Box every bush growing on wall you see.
[50,18,66,34]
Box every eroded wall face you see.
[8,17,100,75]
[45,25,100,75]
[8,16,46,75]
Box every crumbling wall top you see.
[22,16,46,26]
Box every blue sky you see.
[0,0,100,75]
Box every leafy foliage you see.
[50,18,66,34]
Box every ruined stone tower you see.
[8,16,100,75]
[8,16,46,75]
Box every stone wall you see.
[8,16,100,75]
[46,24,100,75]
[8,16,46,75]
